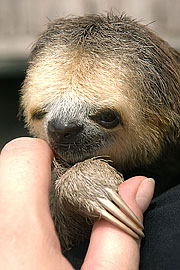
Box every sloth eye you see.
[31,109,47,120]
[91,109,122,129]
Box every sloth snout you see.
[47,120,83,144]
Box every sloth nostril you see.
[48,120,83,143]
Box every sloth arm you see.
[52,157,145,247]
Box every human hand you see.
[0,138,71,270]
[0,138,154,270]
[82,176,154,270]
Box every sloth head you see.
[20,14,180,170]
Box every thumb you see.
[118,176,155,222]
[82,176,155,270]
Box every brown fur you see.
[50,158,124,250]
[20,13,180,250]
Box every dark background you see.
[0,62,28,150]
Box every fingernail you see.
[136,178,155,213]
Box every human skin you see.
[0,138,154,270]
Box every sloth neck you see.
[120,142,180,197]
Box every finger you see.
[0,137,56,242]
[0,137,54,237]
[136,178,155,213]
[118,176,155,222]
[0,137,53,210]
[82,176,155,270]
[0,138,73,269]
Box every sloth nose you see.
[48,120,83,143]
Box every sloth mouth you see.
[50,140,97,165]
[52,141,85,150]
[54,142,78,150]
[48,129,112,165]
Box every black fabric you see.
[64,241,89,270]
[64,184,180,270]
[140,184,180,270]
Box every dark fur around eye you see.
[90,109,123,129]
[31,109,47,120]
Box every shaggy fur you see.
[20,13,180,250]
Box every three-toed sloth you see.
[20,13,180,251]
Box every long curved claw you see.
[97,188,144,239]
[105,187,144,230]
[100,209,140,240]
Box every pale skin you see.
[0,138,154,270]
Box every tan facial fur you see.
[20,13,180,171]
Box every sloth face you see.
[20,49,168,169]
[20,14,180,170]
[29,91,127,165]
[47,109,120,165]
[21,63,164,170]
[21,50,154,169]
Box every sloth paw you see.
[54,158,144,240]
[96,187,144,239]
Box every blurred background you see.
[1,0,180,150]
